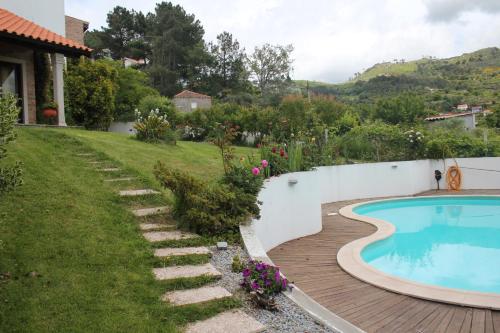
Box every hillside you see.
[294,47,500,111]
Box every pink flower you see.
[261,159,269,168]
[252,167,260,175]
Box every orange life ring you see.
[446,165,462,191]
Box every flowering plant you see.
[134,108,173,143]
[241,260,288,296]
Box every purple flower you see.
[251,281,260,290]
[255,262,266,272]
[282,278,288,289]
[242,268,251,278]
[265,279,272,287]
[274,269,281,282]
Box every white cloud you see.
[66,0,500,83]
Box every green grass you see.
[0,127,248,332]
[59,128,257,183]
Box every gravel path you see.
[210,245,337,333]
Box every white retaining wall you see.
[251,157,500,252]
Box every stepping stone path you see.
[143,231,198,242]
[119,189,160,197]
[104,177,136,182]
[132,206,169,217]
[98,168,120,172]
[81,151,264,332]
[153,263,222,280]
[185,310,266,333]
[139,223,175,231]
[154,246,211,257]
[162,286,231,306]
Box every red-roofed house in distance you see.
[173,90,212,113]
[0,0,90,125]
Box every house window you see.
[191,101,198,110]
[0,61,23,122]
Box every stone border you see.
[338,195,500,310]
[240,224,365,333]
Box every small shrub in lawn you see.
[134,108,176,144]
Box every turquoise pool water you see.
[356,196,500,294]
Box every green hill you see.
[293,47,500,111]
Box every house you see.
[425,112,476,130]
[173,90,212,113]
[0,0,91,125]
[123,57,146,68]
[471,105,483,113]
[456,104,469,111]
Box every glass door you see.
[0,61,23,123]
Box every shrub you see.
[113,64,159,122]
[241,260,288,296]
[232,255,244,273]
[154,162,261,235]
[138,95,178,128]
[65,58,118,130]
[0,94,23,194]
[134,108,176,143]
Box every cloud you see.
[66,0,500,83]
[424,0,500,22]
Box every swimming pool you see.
[355,196,500,294]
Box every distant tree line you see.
[85,2,294,102]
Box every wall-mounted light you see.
[391,164,398,169]
[288,177,298,185]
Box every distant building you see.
[456,104,469,111]
[123,57,146,68]
[425,112,476,130]
[173,90,212,113]
[471,105,483,113]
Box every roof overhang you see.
[0,32,91,57]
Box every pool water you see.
[356,196,500,294]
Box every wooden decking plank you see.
[445,308,467,333]
[471,309,486,333]
[418,306,454,333]
[490,311,500,332]
[459,309,473,333]
[484,310,494,333]
[435,308,457,333]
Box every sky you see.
[66,0,500,83]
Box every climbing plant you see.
[0,94,23,194]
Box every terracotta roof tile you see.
[0,8,91,54]
[174,90,211,99]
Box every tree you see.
[65,59,118,130]
[85,7,149,61]
[373,93,427,125]
[147,2,208,96]
[248,43,294,96]
[204,32,248,97]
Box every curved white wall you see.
[247,157,500,252]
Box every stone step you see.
[98,168,120,172]
[139,223,175,231]
[143,231,198,242]
[185,310,266,333]
[119,189,160,197]
[132,206,169,217]
[153,263,221,280]
[154,246,211,258]
[162,286,231,306]
[103,177,136,182]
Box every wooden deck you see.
[268,190,500,333]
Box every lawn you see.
[59,128,257,183]
[0,127,252,332]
